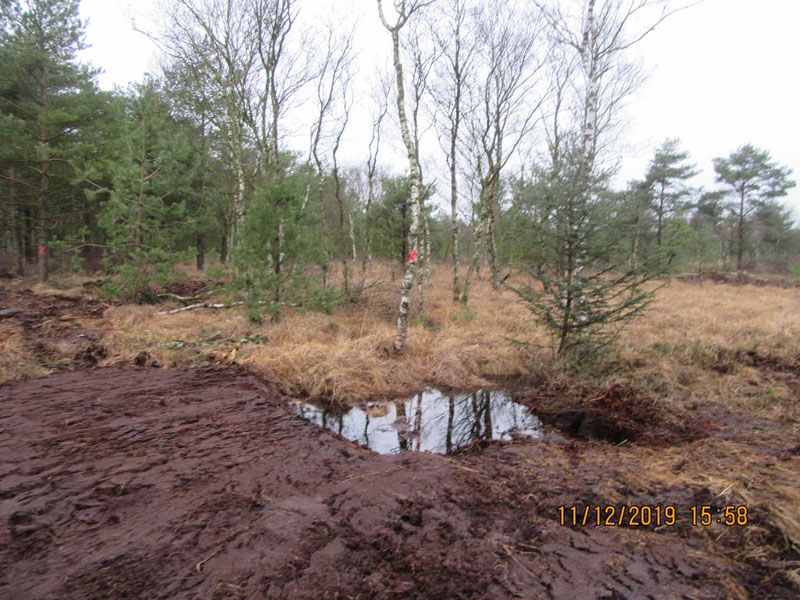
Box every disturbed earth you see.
[1,365,797,600]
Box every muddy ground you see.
[0,364,797,599]
[1,288,799,599]
[0,288,109,371]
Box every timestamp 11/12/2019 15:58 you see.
[558,504,749,528]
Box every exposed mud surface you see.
[0,289,108,370]
[522,381,710,445]
[2,366,796,599]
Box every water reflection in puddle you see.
[293,389,541,455]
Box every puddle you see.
[293,389,541,455]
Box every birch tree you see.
[248,0,313,297]
[405,23,437,314]
[330,80,356,296]
[461,0,545,302]
[158,0,258,254]
[307,22,355,288]
[431,0,475,302]
[360,70,391,289]
[377,0,431,353]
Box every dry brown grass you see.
[618,280,800,423]
[96,264,800,407]
[100,263,544,399]
[622,279,800,360]
[4,272,101,298]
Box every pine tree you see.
[644,138,698,246]
[713,145,796,270]
[3,0,96,280]
[750,202,799,271]
[0,1,28,273]
[98,80,197,300]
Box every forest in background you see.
[1,0,798,355]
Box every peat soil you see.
[0,288,108,369]
[1,364,798,600]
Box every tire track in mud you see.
[0,365,780,599]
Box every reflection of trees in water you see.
[296,390,539,455]
[395,399,409,451]
[459,391,493,448]
[414,393,423,450]
[391,390,530,454]
[446,396,455,455]
[310,406,347,439]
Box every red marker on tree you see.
[38,245,47,256]
[407,248,417,264]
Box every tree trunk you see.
[629,226,639,270]
[361,173,375,288]
[22,206,33,263]
[136,145,146,250]
[37,65,49,283]
[461,207,485,305]
[38,162,48,282]
[333,164,351,296]
[416,216,427,314]
[348,211,358,292]
[386,24,423,352]
[448,36,463,302]
[316,171,331,279]
[220,218,228,265]
[656,181,665,246]
[737,188,745,271]
[569,0,598,329]
[196,235,205,271]
[9,167,24,275]
[230,139,246,250]
[274,216,285,302]
[487,190,500,290]
[450,164,460,302]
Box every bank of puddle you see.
[293,389,541,455]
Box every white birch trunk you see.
[229,138,247,255]
[379,2,425,353]
[416,216,428,314]
[572,0,598,324]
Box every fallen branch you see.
[157,301,246,315]
[157,290,217,304]
[157,300,298,315]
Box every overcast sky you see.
[78,0,800,221]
